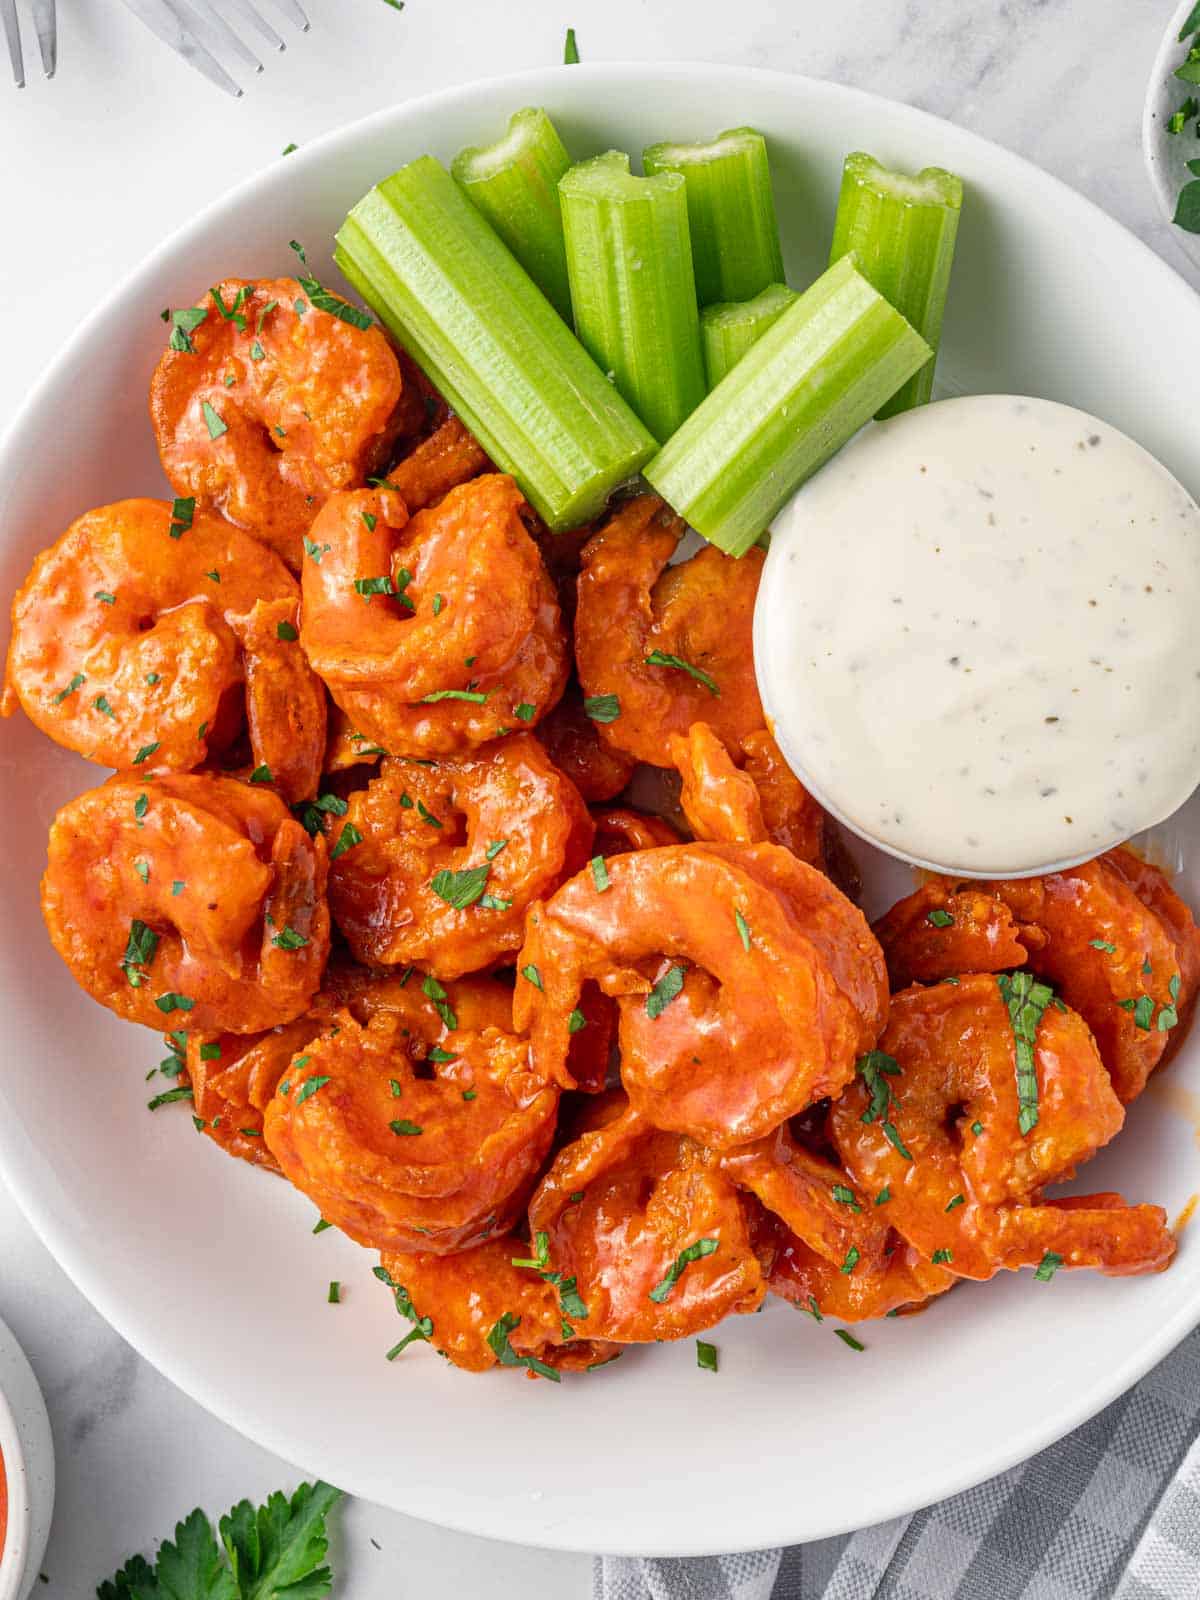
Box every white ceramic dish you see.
[1,64,1199,1559]
[1142,0,1200,267]
[0,1316,54,1600]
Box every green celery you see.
[336,157,655,532]
[642,127,784,305]
[829,152,963,417]
[700,282,797,389]
[560,150,705,443]
[644,255,930,558]
[452,107,573,322]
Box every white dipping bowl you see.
[0,1316,54,1600]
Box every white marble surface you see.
[0,0,1193,1593]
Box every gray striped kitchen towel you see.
[596,1324,1200,1600]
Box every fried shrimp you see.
[150,277,404,568]
[4,499,325,802]
[536,684,637,803]
[42,773,330,1034]
[527,1098,765,1343]
[379,416,490,513]
[875,850,1200,1102]
[262,1010,558,1254]
[590,807,681,857]
[720,1124,954,1321]
[375,1238,619,1375]
[574,495,765,765]
[515,842,887,1146]
[328,735,592,977]
[300,475,569,756]
[669,722,829,870]
[829,975,1175,1281]
[187,1013,327,1172]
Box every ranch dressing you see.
[755,394,1200,876]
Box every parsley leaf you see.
[583,693,620,723]
[926,908,954,928]
[564,25,580,62]
[430,864,490,910]
[855,1049,901,1125]
[1035,1249,1062,1282]
[644,649,719,697]
[696,1340,718,1372]
[486,1312,561,1381]
[997,971,1052,1135]
[648,1237,718,1303]
[295,272,374,330]
[330,822,363,860]
[646,964,685,1019]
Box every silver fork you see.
[116,0,310,97]
[2,0,56,87]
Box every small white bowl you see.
[0,1317,54,1600]
[1142,0,1200,267]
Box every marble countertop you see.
[0,1,1193,1593]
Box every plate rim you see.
[2,60,1200,1557]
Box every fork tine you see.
[170,0,262,74]
[29,0,54,76]
[269,0,309,31]
[115,0,243,95]
[213,0,284,51]
[1,0,25,87]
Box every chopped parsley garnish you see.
[882,1121,913,1161]
[432,593,445,616]
[293,792,349,836]
[1034,1250,1063,1282]
[855,1049,901,1125]
[94,590,116,605]
[134,792,149,821]
[303,539,331,563]
[255,298,278,334]
[479,893,512,911]
[997,971,1052,1136]
[462,1089,477,1101]
[361,511,377,533]
[735,908,751,951]
[801,1296,823,1322]
[644,649,719,697]
[293,1075,330,1105]
[931,1248,953,1265]
[1159,974,1182,1033]
[945,1193,965,1213]
[295,269,374,330]
[840,1245,860,1275]
[250,340,266,360]
[330,822,363,860]
[209,284,249,330]
[834,1329,864,1352]
[205,569,220,583]
[512,1232,550,1270]
[519,962,546,994]
[354,575,394,600]
[485,839,507,860]
[514,702,536,722]
[327,1281,340,1304]
[419,688,490,704]
[971,1120,984,1136]
[415,798,442,829]
[926,908,955,928]
[486,1312,560,1381]
[646,964,684,1019]
[583,693,620,723]
[249,763,274,784]
[313,1218,331,1234]
[426,1046,458,1065]
[134,860,150,883]
[422,974,458,1030]
[1169,96,1199,133]
[564,24,580,61]
[1089,938,1117,953]
[875,1186,890,1206]
[53,672,85,704]
[431,864,491,909]
[374,1264,434,1357]
[199,1042,221,1061]
[568,1008,588,1034]
[648,1237,717,1302]
[389,1119,423,1136]
[122,919,158,986]
[831,1183,861,1212]
[168,496,195,539]
[133,741,160,765]
[696,1340,718,1373]
[201,401,228,439]
[154,992,195,1014]
[1118,994,1156,1031]
[147,1085,194,1111]
[271,925,309,950]
[590,854,610,892]
[167,304,207,352]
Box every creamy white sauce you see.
[755,394,1200,876]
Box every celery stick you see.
[642,127,784,305]
[452,108,573,322]
[560,151,705,443]
[700,282,797,389]
[829,153,963,418]
[336,156,656,532]
[644,256,931,558]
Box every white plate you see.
[1143,0,1200,267]
[1,64,1199,1558]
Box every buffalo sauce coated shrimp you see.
[574,496,765,765]
[328,735,592,977]
[527,1096,765,1343]
[875,849,1200,1102]
[186,964,513,1170]
[535,683,636,803]
[375,1238,620,1375]
[720,1125,955,1321]
[262,1009,558,1253]
[301,476,569,756]
[591,807,680,856]
[668,722,829,870]
[42,773,329,1033]
[515,842,887,1147]
[4,499,325,801]
[829,975,1175,1280]
[150,278,404,568]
